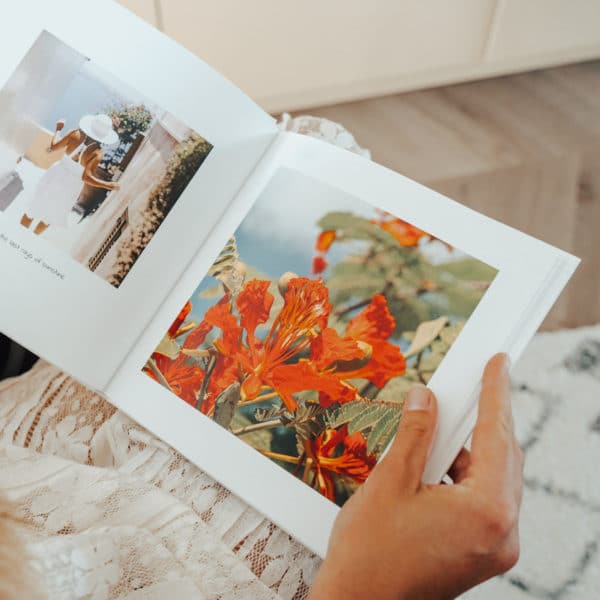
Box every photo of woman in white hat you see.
[20,113,120,235]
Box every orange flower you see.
[202,354,239,415]
[312,255,328,274]
[145,354,204,406]
[268,360,355,410]
[182,319,213,349]
[148,279,405,416]
[239,278,332,410]
[204,298,243,357]
[344,294,406,387]
[341,339,406,388]
[315,230,336,252]
[309,295,405,395]
[236,279,273,354]
[346,294,396,342]
[310,327,364,371]
[307,426,376,500]
[168,300,192,337]
[183,294,233,350]
[375,215,429,247]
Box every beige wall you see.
[119,0,600,112]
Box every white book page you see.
[0,0,276,390]
[107,132,578,557]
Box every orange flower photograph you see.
[143,168,497,506]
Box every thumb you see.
[378,384,438,493]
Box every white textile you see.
[0,115,358,600]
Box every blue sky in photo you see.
[43,61,157,134]
[186,167,464,325]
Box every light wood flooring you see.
[294,61,600,330]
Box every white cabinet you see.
[158,0,496,111]
[487,0,600,62]
[118,0,600,112]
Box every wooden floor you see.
[295,61,600,330]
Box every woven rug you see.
[464,324,600,599]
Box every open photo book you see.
[0,0,579,557]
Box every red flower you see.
[145,354,204,406]
[377,217,428,247]
[239,278,332,410]
[316,230,336,252]
[343,294,406,387]
[236,280,273,355]
[307,425,377,500]
[346,294,395,342]
[310,295,405,395]
[204,298,243,357]
[183,295,232,349]
[148,278,405,416]
[310,327,364,371]
[168,300,192,337]
[312,256,328,274]
[340,339,406,388]
[268,360,355,410]
[182,319,213,350]
[373,212,452,250]
[202,354,239,415]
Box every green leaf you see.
[254,404,284,423]
[367,410,401,454]
[435,258,498,282]
[347,404,389,434]
[208,237,246,295]
[387,296,435,335]
[327,401,366,429]
[439,322,464,346]
[318,212,398,248]
[327,273,386,294]
[326,398,403,456]
[213,382,241,429]
[405,317,449,357]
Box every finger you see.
[447,447,471,483]
[470,353,517,484]
[377,384,438,493]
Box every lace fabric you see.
[0,115,364,600]
[0,361,314,599]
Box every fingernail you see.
[501,353,511,374]
[405,384,431,411]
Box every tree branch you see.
[232,418,283,436]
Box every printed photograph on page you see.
[142,167,497,506]
[0,31,213,287]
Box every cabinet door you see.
[487,0,600,62]
[156,0,496,111]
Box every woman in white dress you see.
[20,114,120,235]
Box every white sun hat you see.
[79,113,119,145]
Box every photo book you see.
[0,0,579,557]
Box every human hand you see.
[309,353,523,600]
